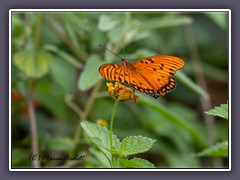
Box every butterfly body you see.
[99,55,185,98]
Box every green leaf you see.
[61,15,81,51]
[138,94,207,148]
[47,137,75,152]
[203,63,228,83]
[119,136,156,156]
[89,147,111,168]
[204,12,228,30]
[90,25,107,50]
[45,45,82,69]
[205,103,228,119]
[120,157,155,168]
[13,50,52,79]
[50,56,77,93]
[81,121,120,150]
[108,26,125,44]
[177,71,209,100]
[134,16,193,33]
[108,13,131,44]
[78,55,103,91]
[98,15,119,32]
[196,141,228,157]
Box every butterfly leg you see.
[132,89,137,102]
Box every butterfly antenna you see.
[99,44,123,60]
[123,46,125,59]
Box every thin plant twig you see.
[63,13,130,167]
[26,83,40,168]
[68,40,127,162]
[43,14,88,62]
[73,82,102,145]
[184,24,223,167]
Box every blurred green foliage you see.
[81,121,156,168]
[11,11,229,168]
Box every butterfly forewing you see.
[99,55,185,98]
[99,63,130,84]
[133,55,185,74]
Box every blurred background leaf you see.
[78,55,103,91]
[11,11,229,168]
[13,50,52,79]
[196,141,228,158]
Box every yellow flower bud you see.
[96,119,108,127]
[106,82,140,102]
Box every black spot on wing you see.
[169,72,174,76]
[146,57,154,63]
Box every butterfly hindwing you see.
[99,55,185,98]
[132,55,184,97]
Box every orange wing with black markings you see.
[99,55,185,98]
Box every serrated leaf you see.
[81,121,120,150]
[205,103,228,119]
[88,137,110,150]
[120,157,155,168]
[196,141,228,158]
[78,55,103,91]
[119,136,156,156]
[13,50,52,79]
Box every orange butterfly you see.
[99,47,185,98]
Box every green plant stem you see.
[112,156,119,168]
[44,45,83,69]
[109,100,119,168]
[109,100,119,149]
[34,14,42,50]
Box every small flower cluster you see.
[106,82,140,102]
[96,119,108,127]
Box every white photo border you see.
[9,9,231,171]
